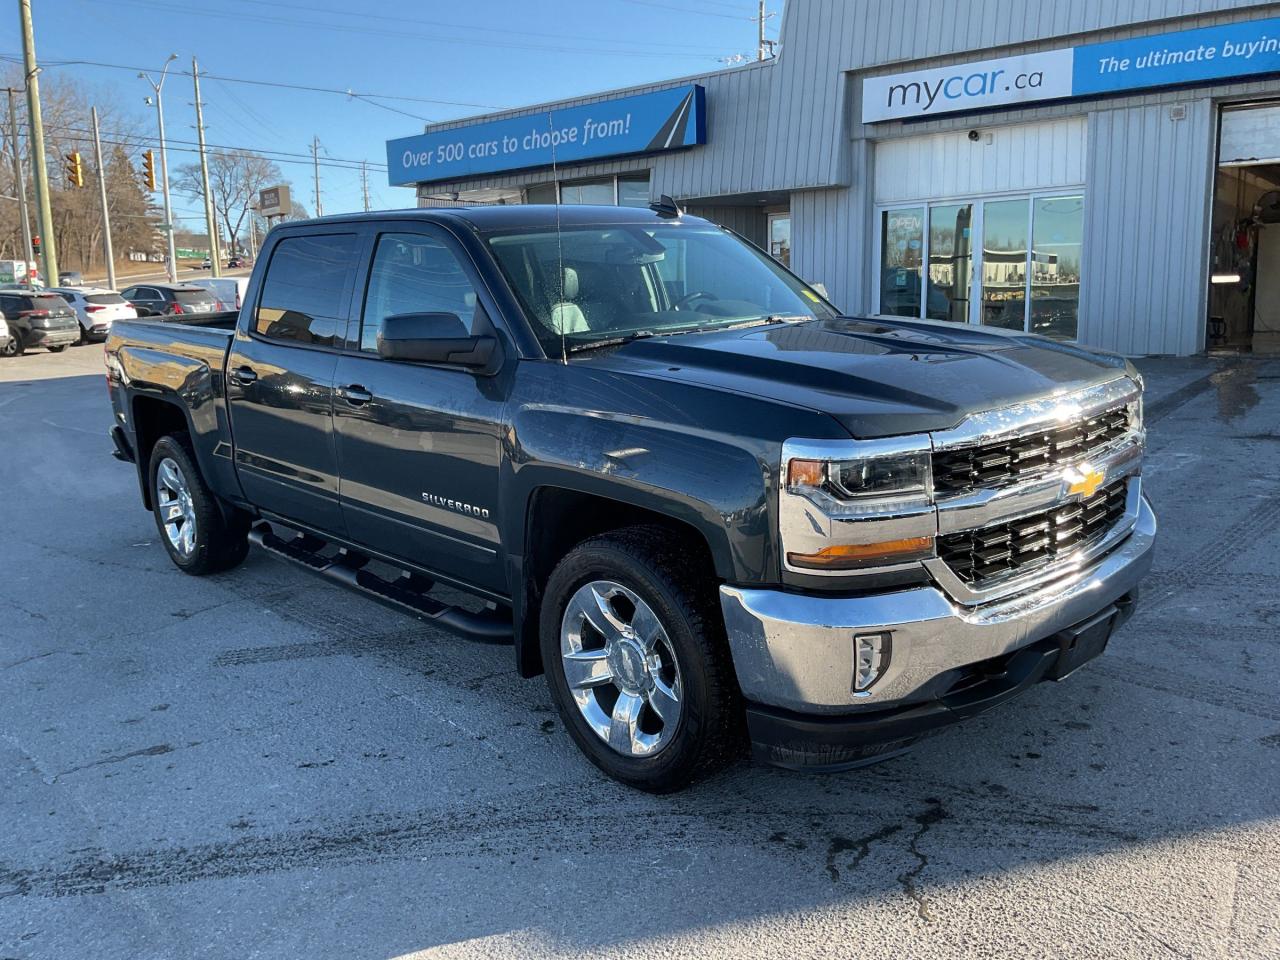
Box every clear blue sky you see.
[5,0,780,229]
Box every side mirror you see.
[377,312,496,368]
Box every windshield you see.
[485,222,836,354]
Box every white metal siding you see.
[872,119,1088,204]
[1078,100,1216,356]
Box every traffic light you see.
[141,150,156,192]
[65,151,84,188]
[32,235,40,255]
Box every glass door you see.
[926,203,973,324]
[979,198,1030,330]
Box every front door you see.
[333,227,508,595]
[225,229,362,536]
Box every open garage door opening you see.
[1210,102,1280,354]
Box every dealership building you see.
[387,0,1280,356]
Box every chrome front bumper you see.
[720,494,1157,715]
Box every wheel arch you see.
[511,484,723,679]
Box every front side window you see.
[486,222,835,356]
[360,233,480,353]
[255,234,358,346]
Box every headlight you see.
[789,450,932,506]
[780,439,936,574]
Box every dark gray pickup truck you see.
[106,205,1156,791]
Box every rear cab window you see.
[254,233,359,347]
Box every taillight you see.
[19,309,50,318]
[171,302,184,315]
[86,305,104,313]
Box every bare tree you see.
[1,65,159,271]
[175,149,284,254]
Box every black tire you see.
[148,434,250,575]
[77,324,89,345]
[46,344,68,353]
[0,331,22,357]
[540,526,743,792]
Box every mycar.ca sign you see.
[863,16,1280,123]
[387,85,706,186]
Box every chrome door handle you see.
[229,365,258,385]
[339,385,373,406]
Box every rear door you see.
[332,225,509,593]
[225,229,362,536]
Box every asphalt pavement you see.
[0,344,1277,959]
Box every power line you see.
[22,120,387,171]
[101,0,729,61]
[230,0,728,54]
[0,53,503,110]
[614,0,753,19]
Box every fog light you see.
[854,632,890,693]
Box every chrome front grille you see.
[933,406,1130,495]
[938,478,1129,587]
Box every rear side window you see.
[86,293,126,305]
[255,234,358,347]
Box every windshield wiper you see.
[566,330,661,353]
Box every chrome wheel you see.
[559,580,683,757]
[156,457,197,558]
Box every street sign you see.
[258,184,290,217]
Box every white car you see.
[51,287,138,343]
[0,313,10,356]
[187,277,249,312]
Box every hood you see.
[579,317,1133,438]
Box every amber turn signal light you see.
[787,537,934,570]
[787,458,825,488]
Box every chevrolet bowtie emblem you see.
[1065,463,1106,498]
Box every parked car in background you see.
[227,256,244,269]
[120,283,220,318]
[0,290,79,355]
[188,277,249,312]
[58,271,84,286]
[0,314,10,355]
[201,257,212,270]
[51,287,138,343]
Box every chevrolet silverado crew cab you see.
[105,204,1156,792]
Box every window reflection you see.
[981,198,1029,331]
[926,203,972,323]
[879,207,924,317]
[1030,196,1083,341]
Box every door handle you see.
[339,384,373,406]
[229,365,258,385]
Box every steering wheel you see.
[671,290,719,311]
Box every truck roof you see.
[278,204,710,232]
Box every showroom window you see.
[876,194,1084,341]
[522,172,652,207]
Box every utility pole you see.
[360,160,370,213]
[311,136,322,217]
[755,0,776,60]
[5,88,34,272]
[247,206,257,260]
[140,54,179,283]
[90,107,115,290]
[19,0,56,285]
[192,58,221,277]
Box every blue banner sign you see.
[864,16,1280,122]
[387,85,705,186]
